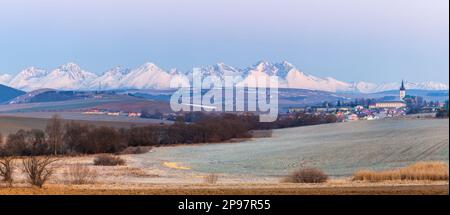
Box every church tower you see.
[400,80,406,101]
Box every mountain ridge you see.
[1,61,448,93]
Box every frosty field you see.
[138,118,449,177]
[1,118,448,195]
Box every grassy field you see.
[142,118,449,177]
[0,117,448,195]
[0,114,172,138]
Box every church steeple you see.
[399,80,406,100]
[400,80,406,91]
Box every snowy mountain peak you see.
[139,62,161,71]
[59,62,81,70]
[51,63,96,81]
[8,67,48,91]
[2,61,448,93]
[404,81,449,91]
[104,66,130,76]
[88,66,130,90]
[252,61,273,71]
[118,62,172,89]
[169,68,183,75]
[212,63,240,74]
[247,61,295,78]
[16,67,48,78]
[280,60,294,68]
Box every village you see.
[287,81,448,122]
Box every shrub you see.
[284,167,328,183]
[22,156,57,188]
[353,161,449,182]
[93,154,126,166]
[203,173,219,184]
[0,157,15,186]
[65,163,97,185]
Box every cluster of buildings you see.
[289,80,446,122]
[83,109,142,118]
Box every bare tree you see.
[22,156,58,188]
[0,157,14,187]
[46,114,64,155]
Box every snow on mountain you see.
[88,66,130,90]
[241,61,294,88]
[40,63,98,90]
[357,81,449,93]
[8,67,49,91]
[198,62,243,78]
[353,81,379,94]
[0,74,12,85]
[285,70,354,92]
[239,61,353,92]
[7,63,97,91]
[404,81,449,91]
[119,63,172,89]
[246,61,292,77]
[3,61,448,93]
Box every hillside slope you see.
[0,84,25,103]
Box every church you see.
[399,80,406,101]
[370,81,407,109]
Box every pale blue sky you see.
[0,0,448,83]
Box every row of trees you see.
[0,112,338,157]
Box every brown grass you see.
[353,161,449,182]
[65,164,97,185]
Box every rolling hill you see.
[0,84,25,103]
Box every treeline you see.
[256,113,338,130]
[0,112,337,157]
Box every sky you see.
[0,0,448,84]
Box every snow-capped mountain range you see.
[0,61,448,93]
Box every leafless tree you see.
[22,156,58,188]
[0,157,14,187]
[46,114,64,155]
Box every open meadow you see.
[140,118,449,177]
[0,118,448,195]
